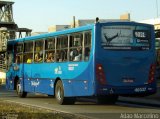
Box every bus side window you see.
[84,31,91,61]
[84,47,90,61]
[26,54,33,63]
[15,55,23,64]
[34,40,43,63]
[34,53,42,62]
[15,55,20,64]
[8,53,13,67]
[45,37,55,63]
[45,52,54,62]
[56,36,68,62]
[14,43,23,64]
[69,33,83,62]
[24,42,33,63]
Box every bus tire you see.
[97,95,118,105]
[55,80,75,105]
[16,80,27,98]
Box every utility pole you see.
[73,16,76,28]
[156,0,159,17]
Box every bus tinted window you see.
[101,25,150,50]
[34,40,43,63]
[56,36,68,62]
[15,43,23,53]
[24,42,33,63]
[14,43,23,64]
[45,37,55,50]
[70,33,83,61]
[84,31,91,61]
[24,42,33,52]
[45,37,55,62]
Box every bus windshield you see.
[101,25,150,50]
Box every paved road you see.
[0,85,160,119]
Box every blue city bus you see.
[5,21,156,105]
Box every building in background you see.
[48,25,71,32]
[31,32,47,36]
[48,13,131,32]
[70,19,115,28]
[120,13,131,21]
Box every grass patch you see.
[0,100,85,119]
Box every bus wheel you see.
[16,80,27,98]
[97,95,118,105]
[55,80,75,105]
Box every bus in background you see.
[5,21,156,105]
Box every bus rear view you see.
[95,22,156,104]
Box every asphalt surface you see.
[119,86,160,107]
[0,85,160,119]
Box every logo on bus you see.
[31,81,40,87]
[54,66,62,74]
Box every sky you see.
[12,0,160,32]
